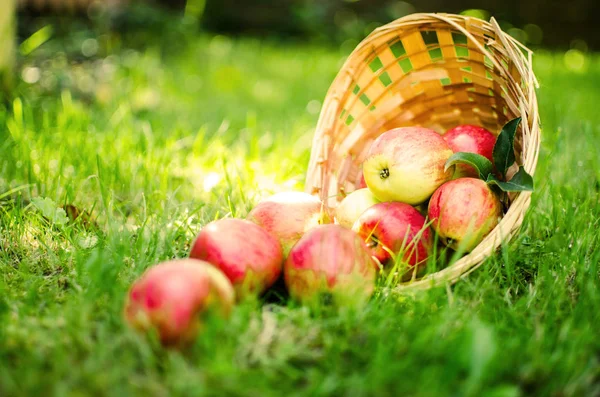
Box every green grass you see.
[1,19,600,396]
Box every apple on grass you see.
[352,202,432,275]
[124,259,234,347]
[284,224,376,307]
[443,124,497,178]
[428,177,502,253]
[335,188,380,229]
[363,127,454,205]
[189,218,283,298]
[247,191,331,255]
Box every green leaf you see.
[31,197,68,225]
[486,166,534,192]
[492,117,521,179]
[445,152,493,180]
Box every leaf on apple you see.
[444,152,493,180]
[486,166,534,192]
[493,117,521,179]
[484,117,535,193]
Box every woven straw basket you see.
[305,13,541,292]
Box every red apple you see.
[284,224,376,306]
[352,202,432,269]
[428,178,502,252]
[124,259,234,346]
[443,124,496,178]
[363,127,454,205]
[247,191,331,255]
[189,218,283,297]
[335,188,380,229]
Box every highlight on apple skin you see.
[362,127,454,205]
[428,178,502,253]
[352,201,432,269]
[247,191,331,256]
[124,259,235,347]
[443,124,497,178]
[284,224,376,307]
[335,188,380,229]
[189,218,283,298]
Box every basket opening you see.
[304,14,540,290]
[398,57,414,73]
[379,72,393,87]
[306,15,535,210]
[421,31,439,45]
[369,57,384,72]
[389,40,407,57]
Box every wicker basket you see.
[305,13,541,292]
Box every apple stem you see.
[367,236,380,248]
[380,168,390,179]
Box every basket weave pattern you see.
[305,13,541,291]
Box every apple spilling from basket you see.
[124,118,533,346]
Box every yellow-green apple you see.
[124,259,234,346]
[284,224,376,306]
[247,191,331,255]
[443,124,497,178]
[335,188,380,229]
[189,218,283,297]
[352,202,432,269]
[363,127,454,204]
[427,178,502,252]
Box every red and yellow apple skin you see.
[443,124,497,178]
[247,191,331,256]
[335,188,380,229]
[363,127,454,205]
[189,218,283,298]
[428,178,502,252]
[124,259,235,346]
[284,225,376,306]
[357,172,368,189]
[352,202,432,268]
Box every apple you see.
[362,127,454,205]
[428,178,502,252]
[247,191,331,255]
[352,202,432,270]
[189,218,283,297]
[124,259,234,346]
[284,224,376,306]
[357,172,367,189]
[443,124,497,178]
[335,188,380,229]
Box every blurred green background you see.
[15,0,599,50]
[8,0,595,106]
